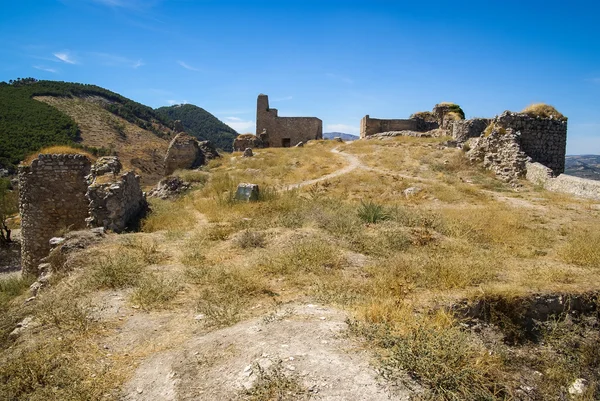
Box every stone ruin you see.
[164,133,220,175]
[233,133,266,152]
[18,154,147,276]
[253,94,322,148]
[360,104,454,139]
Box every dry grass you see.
[558,227,600,268]
[521,103,567,121]
[35,96,170,184]
[3,133,600,399]
[21,145,96,165]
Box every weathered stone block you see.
[235,183,259,202]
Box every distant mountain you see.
[565,155,600,181]
[323,132,359,141]
[155,104,238,152]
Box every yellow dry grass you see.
[3,135,600,399]
[521,103,567,121]
[21,145,96,165]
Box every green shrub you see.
[357,200,389,224]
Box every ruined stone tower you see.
[18,154,91,275]
[256,94,322,147]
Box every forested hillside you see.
[0,78,174,170]
[155,104,238,151]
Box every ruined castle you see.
[255,94,322,148]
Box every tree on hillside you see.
[0,178,17,245]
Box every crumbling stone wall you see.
[18,154,91,275]
[526,162,600,201]
[360,115,417,138]
[233,134,265,151]
[466,128,530,185]
[451,118,492,143]
[164,133,204,175]
[87,171,147,232]
[494,111,567,175]
[256,94,322,147]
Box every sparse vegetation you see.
[2,132,600,399]
[238,360,311,401]
[522,103,567,121]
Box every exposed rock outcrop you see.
[164,133,205,175]
[148,176,191,199]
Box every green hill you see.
[155,104,238,152]
[0,78,173,171]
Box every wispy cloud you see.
[89,52,144,68]
[167,100,188,106]
[326,73,354,84]
[325,124,359,135]
[177,60,199,71]
[33,65,58,73]
[223,117,254,133]
[591,77,600,84]
[53,51,78,64]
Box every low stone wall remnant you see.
[526,162,600,201]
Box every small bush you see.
[438,102,465,119]
[521,103,566,121]
[87,251,144,289]
[195,267,271,327]
[121,236,165,265]
[130,273,180,310]
[238,360,310,401]
[0,275,33,310]
[259,238,345,278]
[236,230,267,249]
[174,169,209,184]
[357,200,389,224]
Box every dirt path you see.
[286,146,436,190]
[287,148,361,190]
[122,304,409,400]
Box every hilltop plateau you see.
[1,135,599,400]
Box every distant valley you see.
[565,155,600,181]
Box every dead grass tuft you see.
[521,103,567,121]
[22,145,97,165]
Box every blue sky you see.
[1,0,599,154]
